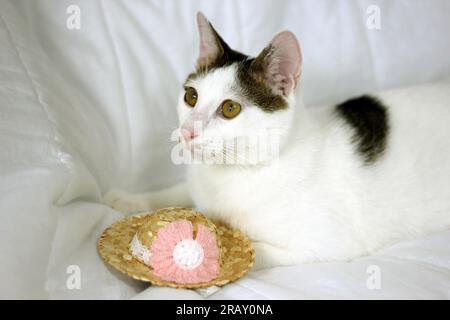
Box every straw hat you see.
[98,207,255,289]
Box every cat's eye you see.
[184,87,198,107]
[221,100,241,119]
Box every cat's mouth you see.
[176,132,278,165]
[185,141,202,152]
[180,138,205,154]
[179,136,227,163]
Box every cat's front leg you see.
[252,242,299,270]
[103,182,193,214]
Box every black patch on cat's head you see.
[185,46,248,82]
[185,19,287,112]
[335,95,389,164]
[186,19,249,81]
[236,53,288,112]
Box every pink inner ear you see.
[196,12,222,67]
[266,31,302,97]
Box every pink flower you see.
[149,220,220,284]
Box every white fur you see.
[104,66,450,269]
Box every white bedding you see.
[0,0,449,299]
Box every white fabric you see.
[0,0,449,299]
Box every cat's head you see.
[176,12,302,165]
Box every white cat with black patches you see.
[105,13,450,269]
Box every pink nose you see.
[181,128,197,141]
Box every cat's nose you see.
[181,128,198,141]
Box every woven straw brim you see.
[97,208,255,289]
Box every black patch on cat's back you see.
[335,95,389,164]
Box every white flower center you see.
[172,239,204,270]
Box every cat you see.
[104,12,450,269]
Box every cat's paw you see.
[103,189,150,214]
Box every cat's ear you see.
[251,31,302,97]
[196,12,229,69]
